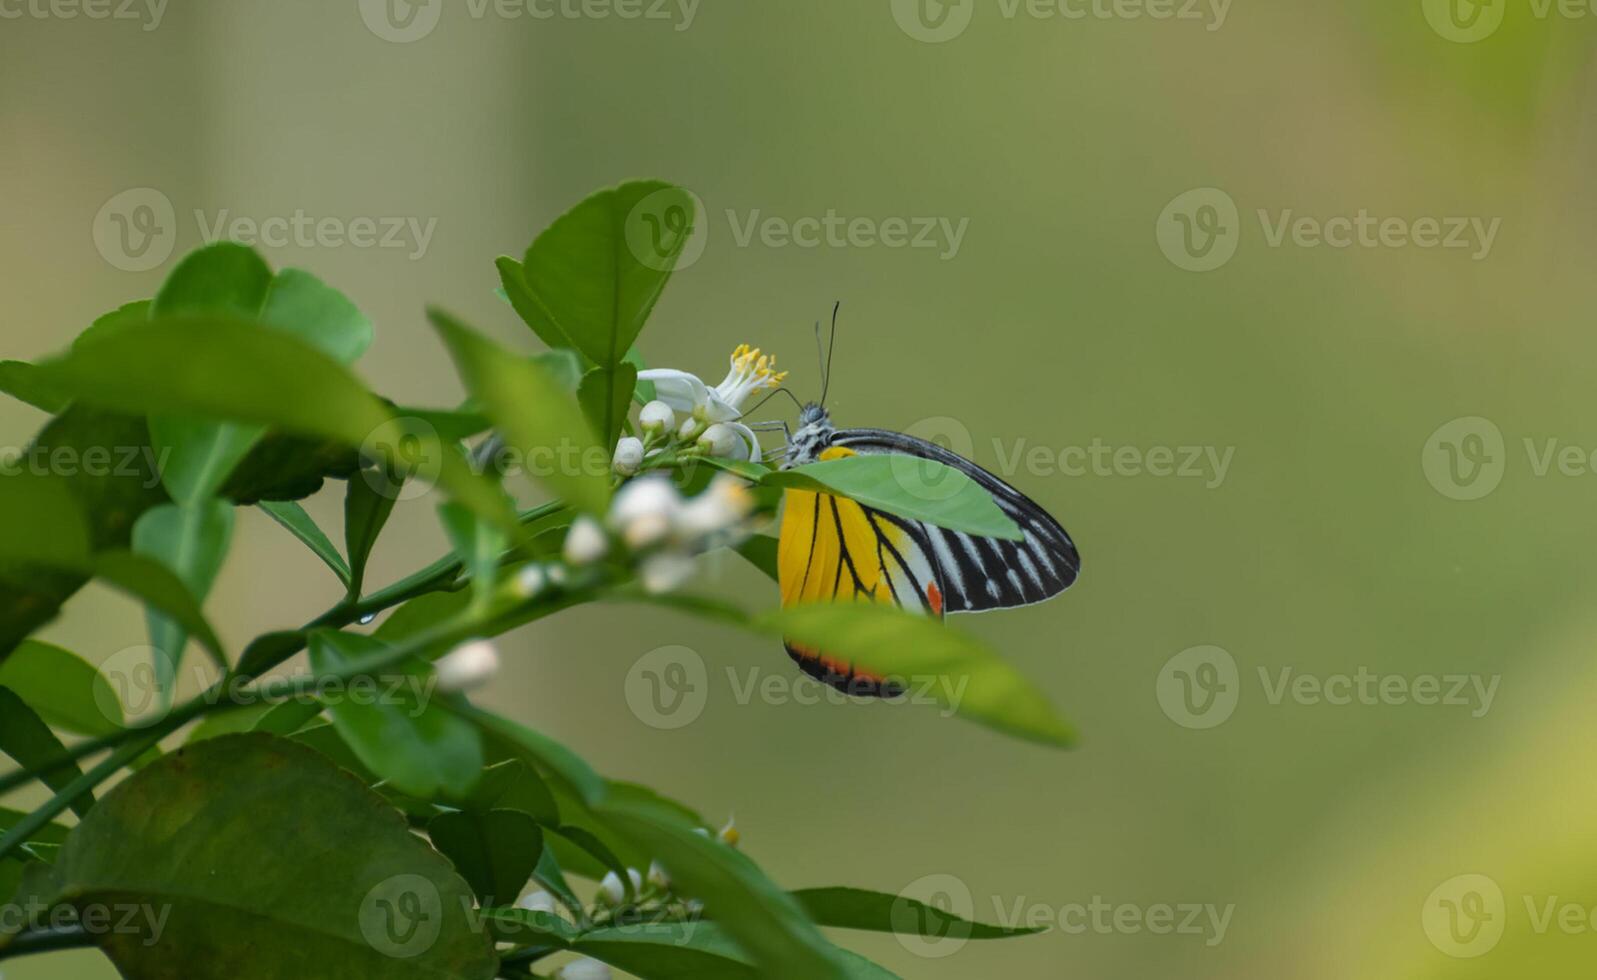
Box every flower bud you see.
[641,553,698,594]
[518,890,559,915]
[677,417,704,441]
[513,563,547,599]
[640,400,676,435]
[434,640,499,693]
[562,516,609,565]
[718,816,740,848]
[557,959,613,980]
[612,436,645,476]
[610,476,681,550]
[647,860,672,893]
[696,423,740,459]
[598,868,644,907]
[677,474,756,539]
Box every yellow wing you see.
[777,447,945,696]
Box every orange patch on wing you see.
[927,581,944,616]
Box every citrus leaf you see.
[131,499,235,697]
[792,886,1045,939]
[0,641,122,737]
[765,454,1022,540]
[429,809,543,907]
[259,500,351,587]
[0,687,93,817]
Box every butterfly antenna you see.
[746,386,804,418]
[819,301,840,408]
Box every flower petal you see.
[637,369,708,413]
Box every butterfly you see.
[763,322,1081,697]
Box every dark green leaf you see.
[532,847,582,915]
[574,922,760,980]
[496,255,581,353]
[766,454,1023,540]
[579,362,638,452]
[792,887,1044,940]
[481,907,580,947]
[345,473,399,598]
[259,500,351,587]
[517,181,692,367]
[0,362,70,414]
[459,760,559,825]
[0,811,69,845]
[131,499,235,696]
[0,473,90,567]
[469,708,605,808]
[438,502,506,609]
[308,630,483,798]
[0,687,93,817]
[36,733,496,979]
[0,641,122,736]
[234,630,307,681]
[760,604,1075,747]
[288,721,376,783]
[734,535,779,582]
[624,347,656,404]
[429,809,543,907]
[430,310,610,516]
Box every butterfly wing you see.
[778,449,946,698]
[828,428,1081,612]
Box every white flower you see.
[639,345,787,423]
[695,422,759,462]
[598,868,644,907]
[557,959,612,980]
[648,860,672,893]
[513,564,547,599]
[518,890,559,915]
[640,552,698,594]
[562,516,609,565]
[639,400,676,435]
[609,476,682,550]
[612,436,644,476]
[677,474,756,539]
[434,640,499,693]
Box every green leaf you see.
[0,361,70,414]
[151,241,274,318]
[625,347,657,405]
[548,825,632,900]
[131,499,235,697]
[429,809,543,907]
[759,604,1076,747]
[517,181,692,367]
[469,708,606,808]
[234,630,308,681]
[72,300,151,351]
[0,473,91,567]
[345,472,399,598]
[307,630,483,798]
[597,802,848,980]
[35,733,497,979]
[438,502,506,609]
[0,810,69,845]
[258,268,375,365]
[766,454,1023,540]
[573,923,761,979]
[533,349,586,391]
[531,847,581,914]
[460,760,559,826]
[30,314,517,532]
[791,886,1045,940]
[259,500,351,587]
[0,687,93,817]
[0,641,122,736]
[734,535,779,582]
[579,362,638,452]
[90,551,227,665]
[481,907,580,947]
[496,255,581,353]
[429,310,610,516]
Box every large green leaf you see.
[791,886,1044,940]
[258,500,351,587]
[0,361,70,414]
[131,499,235,698]
[0,641,122,737]
[29,314,516,531]
[31,733,497,979]
[597,802,848,980]
[579,362,637,453]
[468,708,606,808]
[345,473,399,598]
[571,923,761,980]
[766,454,1023,540]
[428,809,543,907]
[514,181,691,368]
[759,603,1075,747]
[307,630,483,798]
[429,310,610,516]
[0,687,93,817]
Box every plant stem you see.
[0,925,96,962]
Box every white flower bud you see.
[718,815,741,848]
[677,474,756,539]
[612,436,645,476]
[557,959,613,980]
[512,563,547,599]
[647,861,671,893]
[677,416,704,441]
[640,400,676,435]
[610,476,682,550]
[640,552,698,594]
[434,640,499,693]
[562,516,609,565]
[517,890,559,915]
[598,868,644,907]
[696,423,740,459]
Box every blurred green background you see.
[4,0,1597,976]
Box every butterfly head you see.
[782,402,835,468]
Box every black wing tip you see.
[784,644,904,699]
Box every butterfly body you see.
[776,403,1081,696]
